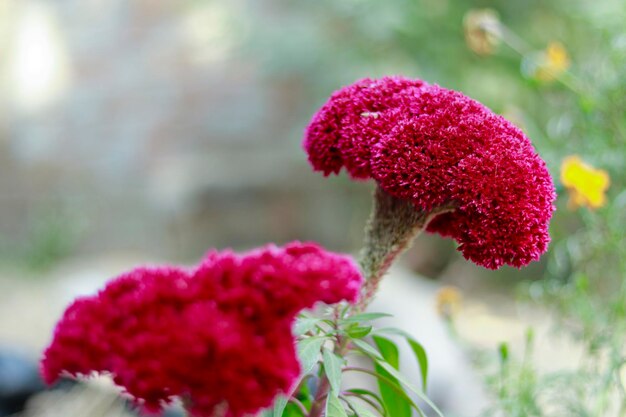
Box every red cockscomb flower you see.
[304,77,555,269]
[304,76,426,179]
[41,242,362,417]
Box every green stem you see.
[308,375,331,417]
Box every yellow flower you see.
[463,9,501,56]
[533,42,570,82]
[560,155,610,210]
[435,286,462,319]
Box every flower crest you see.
[41,242,363,417]
[304,76,556,269]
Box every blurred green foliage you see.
[0,205,81,271]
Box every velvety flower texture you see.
[304,76,556,269]
[304,77,426,179]
[41,242,362,417]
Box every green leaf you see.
[346,324,373,339]
[322,348,344,396]
[263,394,288,417]
[525,327,535,346]
[370,328,429,390]
[372,336,400,368]
[294,316,321,336]
[351,339,383,360]
[372,336,412,417]
[340,312,392,324]
[348,400,381,417]
[297,337,325,374]
[374,361,444,417]
[326,392,348,417]
[498,342,509,364]
[295,376,312,402]
[405,338,428,391]
[356,368,425,417]
[346,388,384,404]
[345,389,387,416]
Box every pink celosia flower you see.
[41,242,362,417]
[304,77,555,269]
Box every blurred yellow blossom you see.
[532,42,570,82]
[561,155,610,210]
[436,286,462,319]
[463,9,501,55]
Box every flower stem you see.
[356,187,454,311]
[307,187,454,417]
[308,374,330,417]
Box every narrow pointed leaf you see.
[346,325,373,339]
[262,394,288,417]
[374,361,444,417]
[371,327,429,390]
[326,392,349,417]
[354,367,426,417]
[340,312,393,324]
[498,342,509,364]
[351,339,383,360]
[294,316,321,336]
[297,337,325,374]
[372,336,411,417]
[349,400,381,417]
[345,388,387,416]
[346,388,385,407]
[406,338,428,391]
[322,348,343,396]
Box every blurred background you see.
[0,0,625,416]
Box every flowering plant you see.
[41,76,555,417]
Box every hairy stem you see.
[356,187,455,311]
[307,187,454,417]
